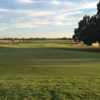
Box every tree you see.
[97,1,100,15]
[73,1,100,45]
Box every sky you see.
[0,0,99,38]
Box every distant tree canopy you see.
[73,1,100,45]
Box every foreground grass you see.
[0,40,99,99]
[0,78,100,100]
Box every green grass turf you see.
[0,47,100,80]
[0,40,100,99]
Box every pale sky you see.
[0,0,98,38]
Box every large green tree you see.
[73,1,100,45]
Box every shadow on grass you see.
[67,47,100,52]
[51,47,100,53]
[0,46,100,53]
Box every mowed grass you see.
[0,39,100,99]
[0,48,100,79]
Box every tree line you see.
[73,1,100,45]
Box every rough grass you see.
[0,39,100,99]
[0,39,73,48]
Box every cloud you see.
[15,16,52,29]
[78,0,97,10]
[30,11,53,17]
[0,8,10,12]
[51,0,61,5]
[81,1,98,9]
[18,0,33,4]
[16,22,37,28]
